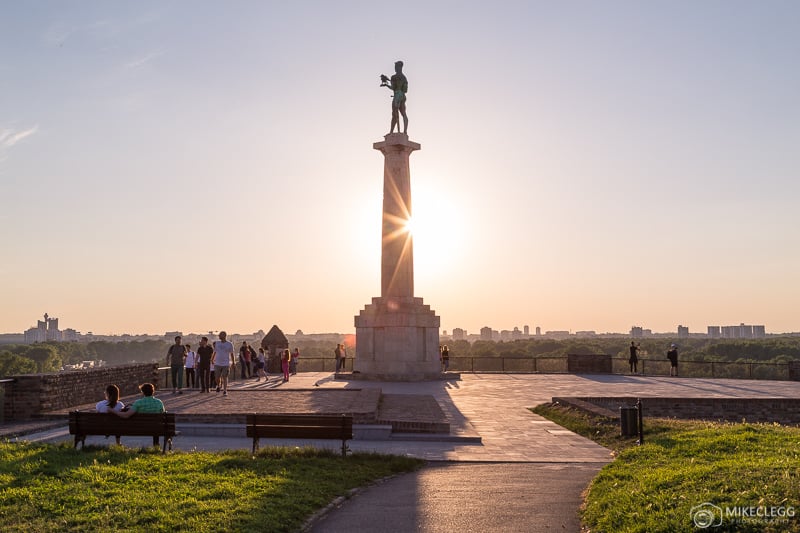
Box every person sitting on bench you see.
[113,382,165,447]
[96,384,125,444]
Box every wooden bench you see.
[69,411,177,453]
[246,414,353,457]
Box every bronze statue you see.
[380,61,408,134]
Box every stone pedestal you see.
[354,133,441,381]
[355,296,441,380]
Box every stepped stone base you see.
[354,296,441,381]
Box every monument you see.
[353,61,441,381]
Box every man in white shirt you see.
[212,331,235,396]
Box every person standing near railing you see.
[239,341,252,379]
[667,344,679,377]
[441,345,450,372]
[290,348,300,375]
[629,342,640,374]
[281,349,291,383]
[334,343,343,375]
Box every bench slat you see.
[246,426,353,440]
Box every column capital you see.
[373,133,421,153]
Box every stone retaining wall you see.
[553,396,800,425]
[3,364,159,420]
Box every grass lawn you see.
[533,403,800,533]
[0,441,423,532]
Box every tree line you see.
[2,337,799,377]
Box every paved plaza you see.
[18,372,800,458]
[13,372,800,532]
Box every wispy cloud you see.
[42,19,112,47]
[0,125,39,148]
[123,50,164,70]
[0,125,39,163]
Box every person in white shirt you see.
[212,331,235,396]
[96,384,125,445]
[184,344,197,389]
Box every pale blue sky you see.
[2,1,799,335]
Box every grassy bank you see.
[533,403,800,533]
[0,442,423,532]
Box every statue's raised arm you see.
[379,61,408,135]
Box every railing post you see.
[636,398,644,445]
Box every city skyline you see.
[4,311,787,341]
[2,3,799,336]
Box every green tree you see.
[22,345,62,373]
[0,351,37,376]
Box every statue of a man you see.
[380,61,408,134]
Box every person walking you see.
[212,331,235,396]
[281,349,291,382]
[255,347,267,381]
[629,342,640,374]
[441,345,450,372]
[166,336,186,394]
[184,344,197,389]
[667,344,679,377]
[196,336,213,393]
[290,347,300,375]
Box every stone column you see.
[376,134,417,298]
[354,133,441,381]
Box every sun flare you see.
[408,179,466,279]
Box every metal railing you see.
[158,356,792,384]
[446,356,792,381]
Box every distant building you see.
[480,327,493,341]
[677,325,689,338]
[452,328,466,341]
[575,331,596,337]
[24,313,62,343]
[164,331,183,340]
[545,331,571,340]
[535,326,541,336]
[630,326,643,338]
[523,325,530,336]
[707,326,721,338]
[718,323,765,339]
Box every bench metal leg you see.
[252,437,259,455]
